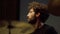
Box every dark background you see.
[1,0,20,20]
[20,0,60,34]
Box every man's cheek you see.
[29,16,32,19]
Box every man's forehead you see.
[30,8,34,11]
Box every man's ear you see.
[36,13,40,17]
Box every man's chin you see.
[27,19,31,22]
[27,19,32,21]
[28,19,36,25]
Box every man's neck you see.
[32,19,40,29]
[33,19,44,29]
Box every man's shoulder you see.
[41,24,56,32]
[42,24,58,34]
[42,24,54,29]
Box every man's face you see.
[27,8,35,22]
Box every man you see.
[27,2,58,34]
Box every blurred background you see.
[0,0,60,34]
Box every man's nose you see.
[27,14,29,18]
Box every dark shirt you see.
[31,24,58,34]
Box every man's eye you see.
[29,11,32,13]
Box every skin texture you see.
[27,8,35,22]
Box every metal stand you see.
[7,21,14,34]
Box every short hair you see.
[28,2,49,23]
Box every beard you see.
[28,16,37,25]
